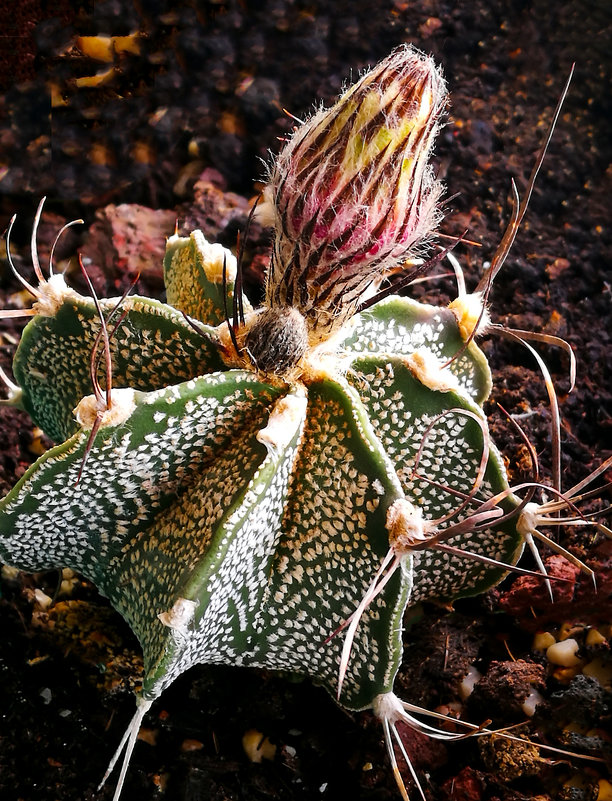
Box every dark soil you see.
[0,2,611,800]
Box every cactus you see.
[0,46,607,800]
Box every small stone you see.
[547,639,583,667]
[586,628,608,647]
[582,658,612,686]
[441,766,483,801]
[180,738,204,752]
[28,427,47,456]
[521,688,544,717]
[34,589,53,610]
[137,728,158,746]
[242,729,276,763]
[532,631,556,651]
[553,665,583,684]
[1,564,20,581]
[597,779,612,801]
[40,687,52,704]
[459,665,482,700]
[559,622,582,642]
[479,736,540,780]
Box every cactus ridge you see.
[0,221,523,797]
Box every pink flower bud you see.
[265,45,448,342]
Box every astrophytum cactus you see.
[0,46,604,800]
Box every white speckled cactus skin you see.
[0,46,532,800]
[0,238,521,706]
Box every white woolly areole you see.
[516,502,541,537]
[74,388,136,430]
[372,691,404,723]
[157,598,198,632]
[192,229,237,284]
[257,392,308,451]
[32,274,78,317]
[448,291,491,341]
[405,347,460,393]
[386,498,431,552]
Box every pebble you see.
[459,665,482,699]
[585,628,607,646]
[546,638,582,667]
[521,688,543,717]
[532,631,556,651]
[582,658,612,687]
[597,779,612,801]
[242,729,276,763]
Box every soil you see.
[0,2,611,801]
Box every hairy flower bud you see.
[265,45,448,343]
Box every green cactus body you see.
[0,46,535,800]
[0,228,521,709]
[13,288,223,442]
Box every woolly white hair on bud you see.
[2,199,84,317]
[266,45,448,341]
[373,692,483,801]
[448,290,491,341]
[386,498,430,550]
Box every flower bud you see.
[266,45,448,342]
